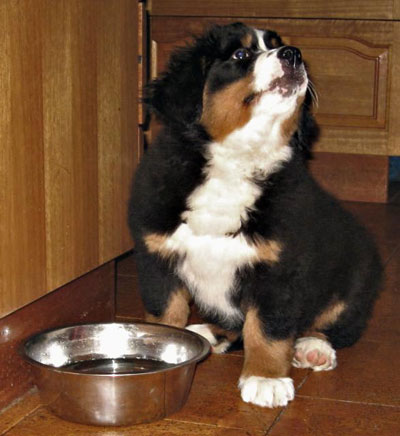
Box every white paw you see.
[292,337,337,371]
[185,324,230,354]
[238,376,294,408]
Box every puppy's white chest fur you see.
[164,122,292,321]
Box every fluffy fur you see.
[128,23,382,408]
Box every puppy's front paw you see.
[186,324,230,354]
[238,376,294,408]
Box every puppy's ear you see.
[145,23,250,128]
[145,44,207,128]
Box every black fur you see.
[128,23,382,350]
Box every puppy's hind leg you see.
[292,334,337,372]
[292,300,345,371]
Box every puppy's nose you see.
[278,46,302,67]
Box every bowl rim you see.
[20,321,211,377]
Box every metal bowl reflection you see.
[22,322,210,426]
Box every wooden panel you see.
[97,0,138,265]
[309,152,388,203]
[148,0,396,20]
[0,1,47,316]
[395,1,400,20]
[0,0,138,317]
[0,262,115,411]
[285,37,388,129]
[138,1,147,126]
[389,22,400,155]
[151,16,398,155]
[43,0,138,287]
[43,0,100,290]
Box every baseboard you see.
[0,262,115,411]
[309,152,388,203]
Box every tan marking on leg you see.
[241,308,293,379]
[313,300,347,330]
[144,232,175,260]
[254,238,282,264]
[209,324,241,343]
[145,287,191,328]
[296,300,346,348]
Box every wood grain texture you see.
[1,0,138,316]
[0,1,47,316]
[395,0,400,20]
[388,22,400,155]
[150,16,399,156]
[148,0,396,20]
[96,0,138,266]
[43,0,100,290]
[0,262,115,411]
[138,1,147,126]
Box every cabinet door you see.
[150,17,400,157]
[0,0,138,317]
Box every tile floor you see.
[1,200,399,435]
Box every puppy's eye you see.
[232,48,251,60]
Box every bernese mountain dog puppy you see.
[128,23,382,408]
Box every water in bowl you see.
[61,357,175,374]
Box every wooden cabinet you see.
[0,0,139,317]
[147,0,400,201]
[148,0,400,20]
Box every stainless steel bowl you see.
[22,322,210,426]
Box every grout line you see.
[0,388,38,416]
[264,408,286,436]
[164,417,264,433]
[295,394,400,408]
[383,244,400,267]
[264,371,312,435]
[0,389,42,436]
[295,370,312,392]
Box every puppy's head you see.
[146,23,317,150]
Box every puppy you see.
[128,23,382,408]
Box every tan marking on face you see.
[241,308,293,379]
[313,300,347,330]
[254,238,282,264]
[241,33,253,48]
[144,232,175,260]
[270,36,281,49]
[280,95,305,141]
[145,287,191,328]
[201,76,254,142]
